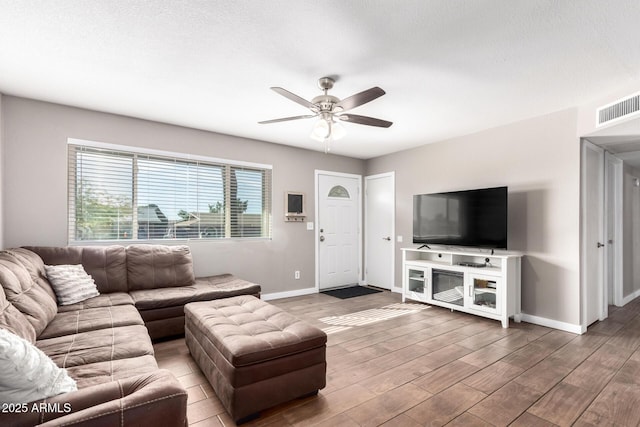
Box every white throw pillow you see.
[0,328,77,404]
[44,264,100,306]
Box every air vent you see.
[596,91,640,127]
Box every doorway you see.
[365,172,395,290]
[581,140,625,332]
[604,152,623,307]
[315,171,362,290]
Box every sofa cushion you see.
[39,305,144,340]
[129,274,261,310]
[0,251,57,336]
[0,370,187,427]
[0,328,77,404]
[25,246,129,293]
[127,244,195,290]
[66,354,158,388]
[36,325,155,368]
[0,283,36,343]
[56,292,134,312]
[45,264,101,305]
[8,248,58,302]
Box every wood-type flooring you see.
[153,291,640,426]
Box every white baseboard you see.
[621,288,640,306]
[520,313,584,334]
[261,287,318,301]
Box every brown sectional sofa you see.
[0,244,261,426]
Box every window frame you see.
[67,138,273,244]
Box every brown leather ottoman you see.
[184,295,327,423]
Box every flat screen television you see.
[413,186,508,249]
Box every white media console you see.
[402,247,522,328]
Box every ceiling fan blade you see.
[338,114,393,128]
[258,114,317,124]
[271,87,318,111]
[335,87,386,112]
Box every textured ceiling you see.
[1,1,639,159]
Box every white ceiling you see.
[1,1,639,159]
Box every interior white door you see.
[582,140,605,329]
[317,173,360,290]
[365,172,394,290]
[605,152,623,307]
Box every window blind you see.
[68,143,272,242]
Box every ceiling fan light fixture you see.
[310,118,330,142]
[310,117,347,142]
[331,120,346,140]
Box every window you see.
[68,141,272,242]
[328,185,350,198]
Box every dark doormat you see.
[321,286,383,299]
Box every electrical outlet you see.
[294,271,300,280]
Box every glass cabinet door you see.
[467,274,501,314]
[405,266,429,302]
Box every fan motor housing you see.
[318,77,335,91]
[311,95,340,112]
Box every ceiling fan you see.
[258,77,392,147]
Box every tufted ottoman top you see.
[184,295,327,367]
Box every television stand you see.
[402,247,522,328]
[417,244,431,250]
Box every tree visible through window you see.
[68,143,272,242]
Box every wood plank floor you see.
[153,291,640,426]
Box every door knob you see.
[320,236,325,242]
[382,237,391,241]
[597,242,604,248]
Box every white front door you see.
[365,172,395,290]
[581,140,605,329]
[317,172,361,290]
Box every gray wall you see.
[2,96,365,294]
[623,163,640,298]
[0,93,3,249]
[1,96,584,325]
[366,108,581,326]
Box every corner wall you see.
[366,108,582,327]
[2,96,366,295]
